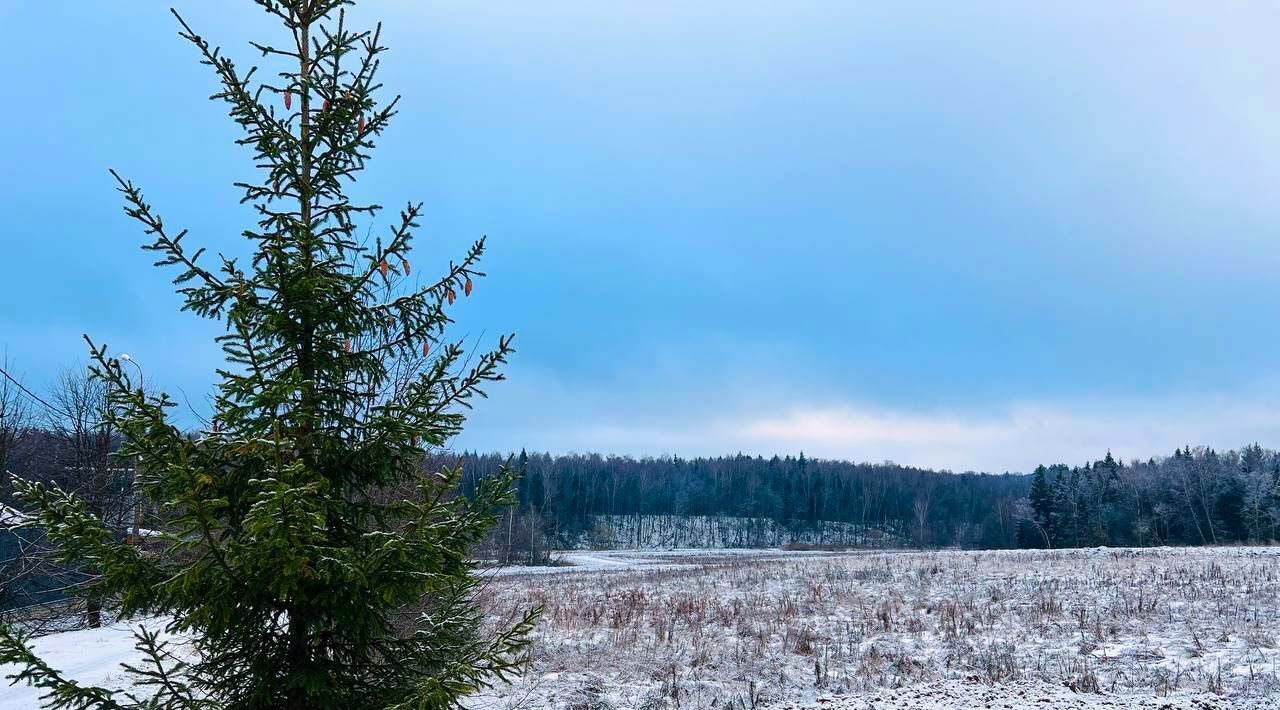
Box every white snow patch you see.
[0,619,173,710]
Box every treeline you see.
[453,451,1031,561]
[1020,445,1280,548]
[6,366,1280,569]
[457,444,1280,559]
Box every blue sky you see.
[3,1,1280,472]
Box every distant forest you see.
[454,452,1029,559]
[454,445,1280,561]
[1022,445,1280,549]
[3,372,1279,562]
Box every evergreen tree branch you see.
[9,475,168,617]
[120,625,211,710]
[0,624,128,710]
[109,171,233,319]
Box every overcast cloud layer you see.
[4,1,1280,472]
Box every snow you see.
[6,547,1280,709]
[482,547,852,577]
[774,680,1274,709]
[470,546,1280,709]
[568,514,906,550]
[0,619,172,710]
[0,506,31,527]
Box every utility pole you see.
[118,354,143,544]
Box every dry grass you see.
[469,547,1280,709]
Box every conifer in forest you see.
[0,1,536,708]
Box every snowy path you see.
[481,547,860,577]
[481,550,653,577]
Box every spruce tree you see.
[0,1,536,708]
[1027,464,1053,547]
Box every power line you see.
[0,364,75,420]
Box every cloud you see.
[461,375,1280,473]
[727,400,1266,473]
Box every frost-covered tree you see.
[0,1,536,708]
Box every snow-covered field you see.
[470,546,1280,709]
[5,547,1280,709]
